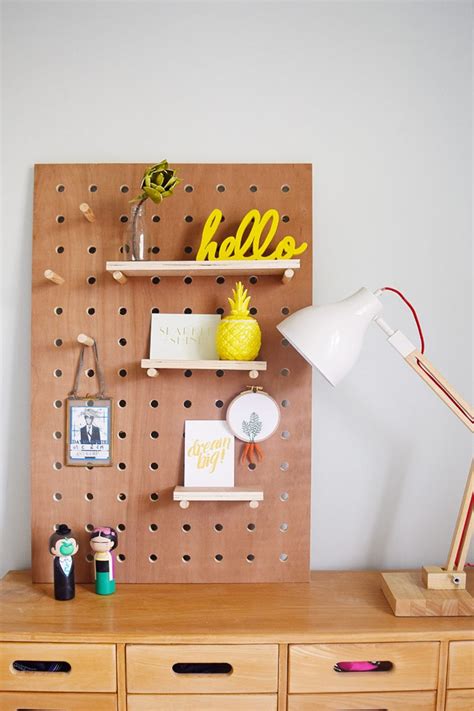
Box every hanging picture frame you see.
[226,387,280,464]
[66,397,113,466]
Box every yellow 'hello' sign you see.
[196,208,308,261]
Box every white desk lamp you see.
[278,287,473,616]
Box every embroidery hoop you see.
[226,386,281,464]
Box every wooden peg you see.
[282,268,295,284]
[80,203,96,222]
[77,333,95,347]
[44,269,65,285]
[249,370,259,379]
[179,500,190,509]
[113,271,128,285]
[249,500,259,509]
[147,368,159,378]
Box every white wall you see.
[1,0,472,576]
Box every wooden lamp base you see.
[381,571,474,617]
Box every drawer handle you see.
[334,660,393,673]
[12,660,72,673]
[172,662,233,675]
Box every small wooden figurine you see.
[49,524,79,601]
[89,526,118,595]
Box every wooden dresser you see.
[0,570,472,710]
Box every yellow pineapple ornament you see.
[216,282,262,360]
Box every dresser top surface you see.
[0,569,472,643]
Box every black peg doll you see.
[49,523,79,600]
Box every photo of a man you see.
[80,409,101,444]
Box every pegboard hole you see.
[87,275,97,285]
[216,184,226,192]
[56,245,64,254]
[150,246,160,255]
[150,492,159,502]
[249,276,258,285]
[280,462,289,472]
[86,368,95,378]
[182,523,191,532]
[214,523,224,532]
[149,523,158,532]
[280,523,289,533]
[282,215,290,223]
[215,554,223,562]
[117,493,127,502]
[246,554,255,562]
[248,462,256,471]
[53,369,62,378]
[117,523,126,532]
[54,338,63,347]
[54,307,63,315]
[149,462,159,471]
[280,553,289,562]
[85,523,95,532]
[281,306,290,316]
[89,184,98,193]
[184,245,193,254]
[54,400,63,409]
[87,246,97,254]
[53,431,62,440]
[150,431,159,439]
[249,185,258,193]
[184,369,193,378]
[118,369,128,378]
[183,400,192,408]
[120,184,129,193]
[183,307,192,314]
[216,370,224,378]
[249,307,258,315]
[151,276,161,285]
[281,431,290,440]
[280,492,289,502]
[118,399,127,408]
[149,554,158,562]
[152,215,161,223]
[53,492,62,501]
[216,276,225,284]
[117,431,127,439]
[85,464,93,471]
[184,215,193,223]
[281,338,289,347]
[280,368,290,377]
[120,214,128,223]
[183,276,193,285]
[151,307,160,314]
[85,492,94,501]
[86,553,94,563]
[281,184,290,193]
[281,399,290,408]
[56,184,65,192]
[150,399,159,408]
[247,523,256,532]
[215,400,224,409]
[87,307,96,316]
[118,337,127,347]
[53,461,62,470]
[184,184,194,193]
[56,215,65,224]
[117,554,126,562]
[182,554,191,563]
[220,214,226,222]
[215,307,224,315]
[118,307,127,316]
[117,462,127,471]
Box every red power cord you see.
[381,287,425,353]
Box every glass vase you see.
[126,200,148,261]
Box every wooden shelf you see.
[173,486,264,509]
[142,359,267,379]
[106,259,299,282]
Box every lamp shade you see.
[276,287,383,385]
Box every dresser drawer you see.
[287,690,436,710]
[446,689,474,710]
[128,694,277,710]
[126,644,278,693]
[0,643,116,693]
[448,641,474,689]
[288,643,439,693]
[0,692,117,711]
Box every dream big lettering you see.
[187,436,231,474]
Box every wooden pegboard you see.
[31,163,313,583]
